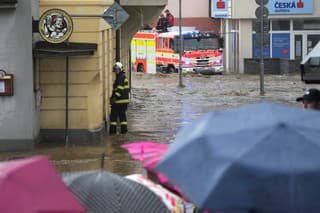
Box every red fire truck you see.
[131,29,223,74]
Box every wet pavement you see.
[0,72,319,175]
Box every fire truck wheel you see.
[167,66,175,73]
[137,64,144,73]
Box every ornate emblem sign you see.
[39,9,73,44]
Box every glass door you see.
[294,34,303,64]
[293,33,320,62]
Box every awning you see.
[33,41,97,58]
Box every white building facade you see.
[165,0,220,32]
[212,0,320,73]
[0,0,40,151]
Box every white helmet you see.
[113,62,123,71]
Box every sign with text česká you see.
[266,0,313,15]
[211,0,229,18]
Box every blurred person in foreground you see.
[296,88,320,110]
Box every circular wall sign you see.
[39,9,73,44]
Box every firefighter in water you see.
[109,62,130,134]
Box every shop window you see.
[252,20,270,32]
[0,0,18,8]
[307,35,320,54]
[293,20,320,30]
[309,57,320,66]
[272,20,290,31]
[0,0,17,3]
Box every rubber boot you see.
[109,125,117,135]
[120,125,128,134]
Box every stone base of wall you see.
[39,125,106,145]
[244,58,299,74]
[0,124,106,151]
[0,139,34,152]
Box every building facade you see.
[0,0,39,151]
[38,0,168,144]
[0,0,167,151]
[213,0,320,73]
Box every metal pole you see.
[65,56,69,147]
[115,0,120,62]
[100,152,105,169]
[260,2,265,95]
[70,14,113,18]
[178,0,184,88]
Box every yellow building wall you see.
[39,0,117,131]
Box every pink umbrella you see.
[0,156,86,213]
[121,141,185,198]
[121,141,168,169]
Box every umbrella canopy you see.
[126,174,185,213]
[121,141,168,169]
[121,142,184,198]
[0,156,86,213]
[62,170,170,213]
[156,102,320,213]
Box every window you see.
[163,38,169,48]
[252,20,270,32]
[309,57,320,66]
[0,0,18,8]
[293,20,320,30]
[158,38,163,49]
[272,20,290,31]
[0,0,17,3]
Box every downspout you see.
[115,0,120,61]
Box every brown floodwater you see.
[0,72,319,175]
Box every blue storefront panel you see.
[252,34,271,58]
[272,33,290,59]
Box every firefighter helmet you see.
[113,62,123,72]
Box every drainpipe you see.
[115,0,120,61]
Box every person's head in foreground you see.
[296,88,320,110]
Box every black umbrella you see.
[62,170,170,213]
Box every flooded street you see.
[0,72,319,175]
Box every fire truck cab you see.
[131,29,224,75]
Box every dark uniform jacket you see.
[110,71,129,105]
